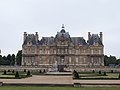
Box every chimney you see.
[100,32,103,42]
[88,32,91,41]
[35,32,39,43]
[24,32,27,42]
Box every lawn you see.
[74,71,120,80]
[0,71,31,79]
[0,86,120,90]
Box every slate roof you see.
[88,34,103,45]
[23,34,37,45]
[23,29,102,46]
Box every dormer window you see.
[27,41,32,45]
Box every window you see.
[31,57,34,64]
[91,49,94,54]
[90,57,94,63]
[98,50,101,54]
[76,57,78,63]
[76,50,78,55]
[47,50,50,54]
[32,48,35,53]
[69,57,72,63]
[40,57,42,64]
[54,50,56,54]
[47,58,49,63]
[98,57,101,63]
[82,49,86,53]
[69,49,72,54]
[83,57,86,63]
[61,49,65,54]
[39,49,42,54]
[24,57,26,65]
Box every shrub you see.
[92,70,95,73]
[12,70,14,73]
[39,70,42,73]
[43,69,46,73]
[103,72,106,76]
[111,70,113,73]
[27,70,31,76]
[118,73,120,79]
[73,70,79,79]
[99,70,101,74]
[15,71,20,78]
[24,69,26,72]
[3,70,6,75]
[8,70,10,72]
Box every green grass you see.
[75,72,120,80]
[0,71,31,79]
[0,86,120,90]
[0,70,46,79]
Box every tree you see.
[116,59,120,65]
[16,50,22,66]
[11,54,15,65]
[7,54,12,65]
[104,55,117,66]
[104,55,109,66]
[0,55,5,65]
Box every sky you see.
[0,0,120,58]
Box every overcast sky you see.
[0,0,120,58]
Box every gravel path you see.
[0,75,73,84]
[1,75,120,85]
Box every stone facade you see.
[22,25,104,68]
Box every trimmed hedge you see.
[73,70,79,79]
[27,70,31,76]
[3,70,7,75]
[15,71,20,79]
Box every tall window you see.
[47,50,50,54]
[40,57,42,64]
[31,57,34,64]
[32,48,35,53]
[69,49,72,54]
[54,50,56,54]
[76,57,78,63]
[82,49,86,53]
[98,50,101,54]
[61,49,65,54]
[39,49,42,54]
[69,57,72,63]
[83,57,86,63]
[91,49,94,54]
[76,50,78,55]
[24,57,26,65]
[90,57,94,63]
[98,57,101,63]
[45,49,50,54]
[47,58,49,64]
